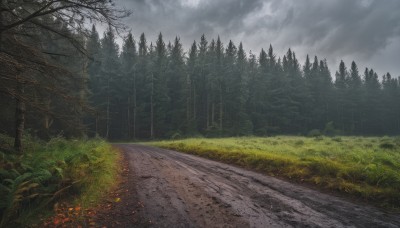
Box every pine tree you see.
[134,33,152,138]
[87,25,102,84]
[196,35,209,131]
[99,27,120,139]
[187,40,198,133]
[362,68,382,134]
[282,49,306,132]
[215,36,225,132]
[166,37,187,135]
[234,42,252,135]
[382,73,399,134]
[319,59,334,129]
[223,41,252,135]
[267,54,288,133]
[250,48,269,134]
[152,33,169,138]
[224,40,237,133]
[347,61,362,133]
[334,60,348,132]
[246,51,258,132]
[303,55,316,130]
[86,25,102,136]
[206,38,217,132]
[121,32,137,139]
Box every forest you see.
[1,1,400,226]
[4,23,399,141]
[3,1,400,143]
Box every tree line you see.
[2,12,399,145]
[86,26,400,139]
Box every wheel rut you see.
[116,144,400,228]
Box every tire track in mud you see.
[117,144,400,228]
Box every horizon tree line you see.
[2,21,399,144]
[85,26,400,139]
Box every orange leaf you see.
[75,206,81,211]
[63,218,70,223]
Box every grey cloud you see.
[118,0,400,76]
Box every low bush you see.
[379,142,396,150]
[332,137,342,142]
[307,129,321,137]
[0,135,119,227]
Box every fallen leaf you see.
[63,218,70,223]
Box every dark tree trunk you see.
[14,81,25,152]
[95,112,99,137]
[133,70,137,140]
[106,77,110,139]
[219,85,223,131]
[150,73,154,139]
[128,96,131,138]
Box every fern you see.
[0,173,41,227]
[31,169,52,184]
[0,136,116,227]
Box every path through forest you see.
[96,144,400,227]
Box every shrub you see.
[171,132,182,140]
[323,122,341,136]
[294,140,305,146]
[314,136,324,141]
[379,142,396,150]
[307,129,321,137]
[0,136,118,227]
[332,137,342,142]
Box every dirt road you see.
[116,144,400,228]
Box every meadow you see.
[149,136,400,208]
[0,135,120,227]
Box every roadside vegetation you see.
[0,134,120,227]
[149,136,400,208]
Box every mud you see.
[116,144,400,228]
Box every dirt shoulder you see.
[100,144,400,228]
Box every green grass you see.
[148,136,400,208]
[0,134,120,227]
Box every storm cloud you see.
[118,0,400,76]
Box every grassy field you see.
[149,136,400,208]
[0,135,120,227]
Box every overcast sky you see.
[115,0,400,77]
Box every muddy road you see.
[116,144,400,228]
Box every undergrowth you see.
[0,134,119,227]
[149,136,400,209]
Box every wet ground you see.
[97,144,400,228]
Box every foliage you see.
[307,129,321,137]
[323,122,341,136]
[0,135,119,227]
[82,30,400,141]
[149,136,400,208]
